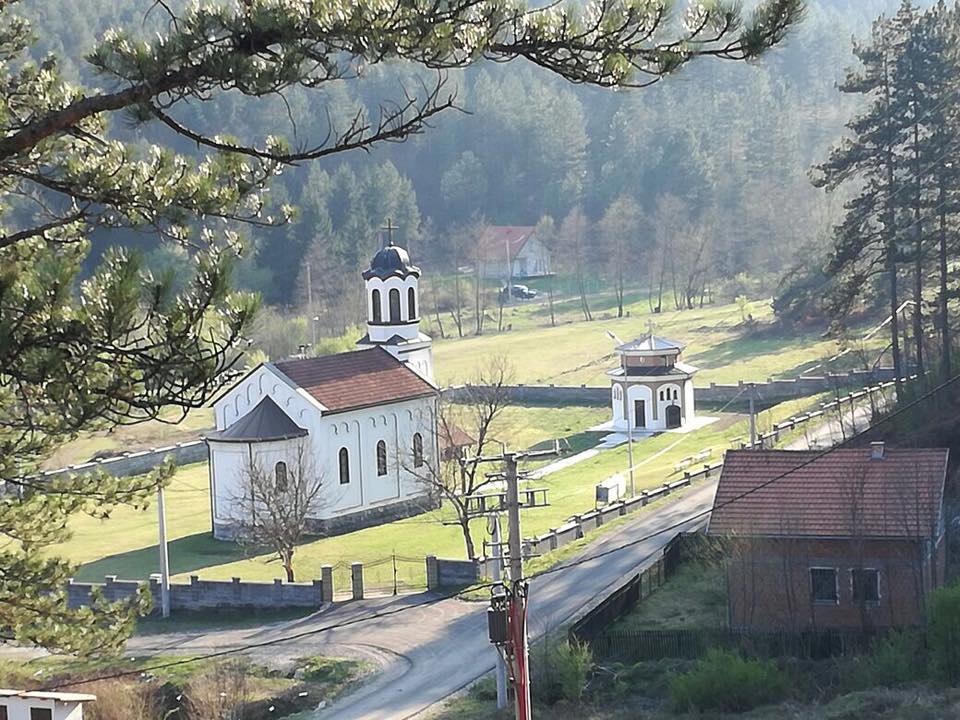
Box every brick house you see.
[707,444,949,631]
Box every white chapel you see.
[204,241,440,540]
[608,334,698,433]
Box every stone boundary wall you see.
[442,368,902,407]
[426,556,482,589]
[26,441,208,485]
[67,574,324,612]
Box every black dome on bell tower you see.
[362,241,421,280]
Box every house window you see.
[376,440,388,476]
[30,709,52,720]
[413,432,424,468]
[810,567,838,604]
[371,289,382,323]
[274,461,288,492]
[852,568,880,604]
[389,288,401,323]
[408,287,417,320]
[338,447,350,485]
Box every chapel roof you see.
[708,447,949,540]
[362,241,420,280]
[205,396,308,443]
[616,334,685,353]
[273,347,437,414]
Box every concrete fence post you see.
[321,565,334,603]
[351,562,364,600]
[548,530,558,551]
[426,555,439,591]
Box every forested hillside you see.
[19,0,914,324]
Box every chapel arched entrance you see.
[665,404,682,429]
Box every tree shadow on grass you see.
[688,330,826,375]
[72,532,249,582]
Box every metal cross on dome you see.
[382,217,398,246]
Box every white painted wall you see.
[209,365,437,532]
[0,696,88,720]
[683,378,696,423]
[514,236,551,277]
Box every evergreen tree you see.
[813,11,913,398]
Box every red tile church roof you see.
[708,447,948,540]
[273,348,437,415]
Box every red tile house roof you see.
[273,348,437,414]
[708,447,949,540]
[478,226,536,260]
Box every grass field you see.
[431,295,878,388]
[50,394,824,585]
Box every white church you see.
[607,334,699,433]
[204,241,440,540]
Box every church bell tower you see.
[357,222,434,382]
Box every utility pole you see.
[625,396,635,495]
[306,262,316,348]
[504,453,531,720]
[748,383,757,449]
[157,482,171,618]
[467,444,555,720]
[489,515,508,710]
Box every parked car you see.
[500,284,538,300]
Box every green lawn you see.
[432,295,882,388]
[51,395,825,585]
[610,562,728,631]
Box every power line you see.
[38,370,949,692]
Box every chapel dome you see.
[363,242,421,280]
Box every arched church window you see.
[376,440,388,476]
[371,289,382,323]
[408,286,417,320]
[413,432,424,468]
[389,289,401,323]
[338,448,350,485]
[275,461,288,492]
[658,390,663,401]
[673,388,679,400]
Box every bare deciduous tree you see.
[233,441,326,582]
[410,358,512,560]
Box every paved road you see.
[129,481,718,719]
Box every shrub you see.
[928,583,960,683]
[842,631,927,690]
[184,660,251,720]
[531,638,594,705]
[670,649,788,712]
[84,680,162,720]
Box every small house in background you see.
[439,422,476,461]
[477,226,551,280]
[0,689,97,720]
[708,445,949,631]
